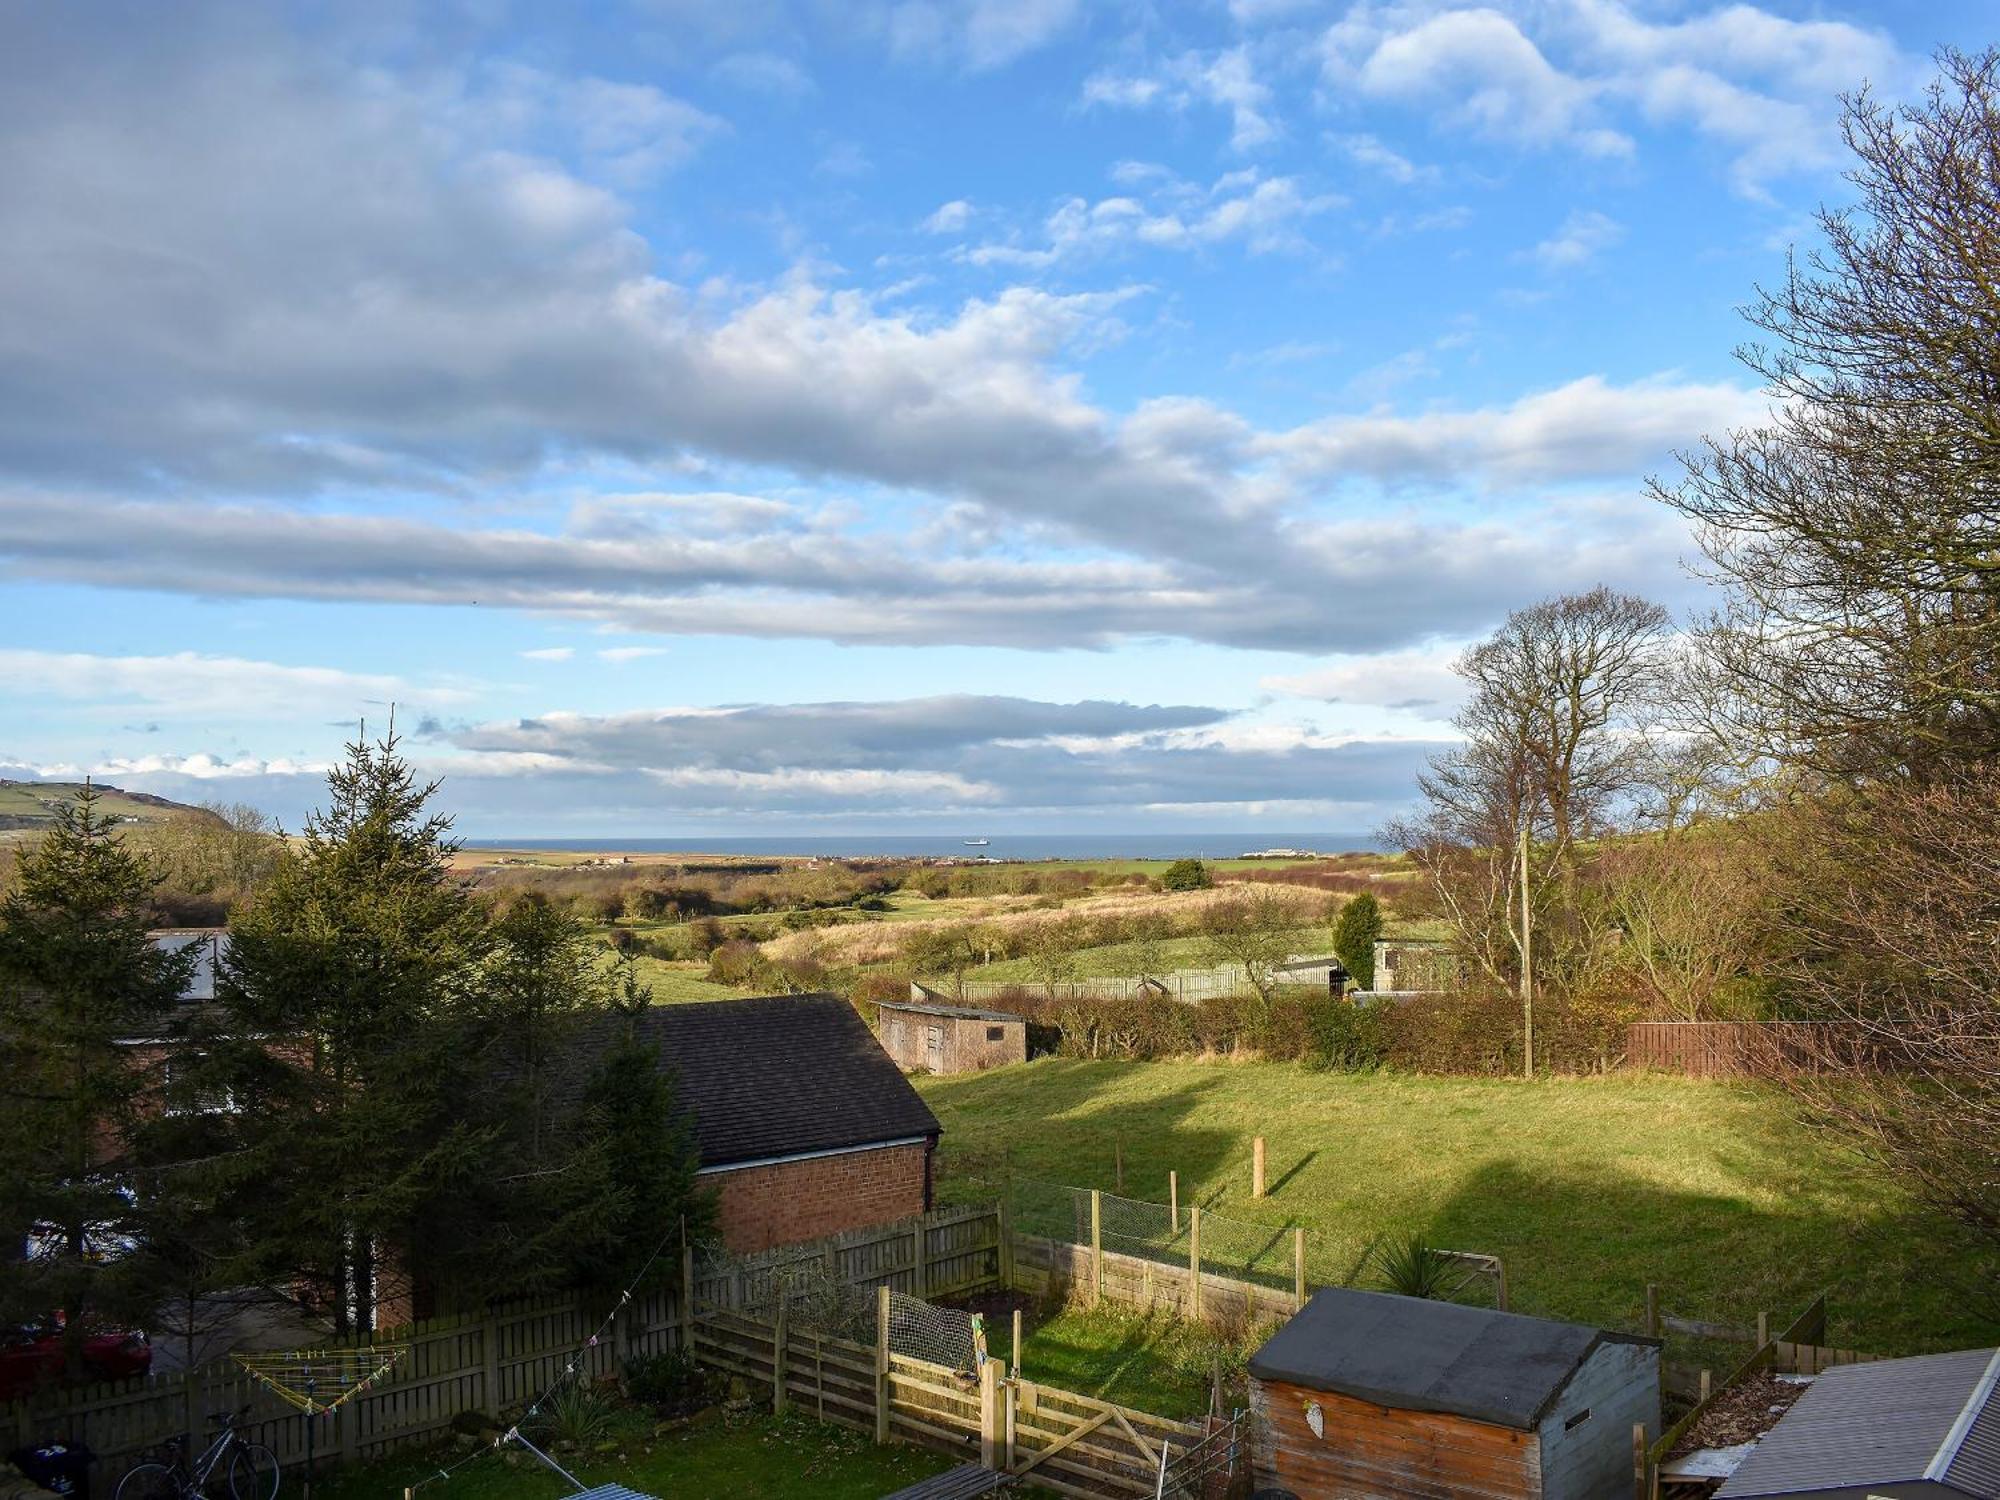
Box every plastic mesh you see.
[885,1290,979,1371]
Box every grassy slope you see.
[918,1060,1995,1356]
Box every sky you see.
[0,0,1984,838]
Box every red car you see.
[0,1320,151,1399]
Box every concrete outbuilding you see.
[879,995,1027,1074]
[1249,1287,1661,1499]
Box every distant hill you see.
[0,779,225,836]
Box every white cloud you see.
[1528,208,1624,269]
[598,646,671,662]
[521,647,575,661]
[1083,47,1280,153]
[0,649,470,717]
[1263,645,1469,713]
[871,0,1081,70]
[920,199,974,233]
[1330,132,1433,184]
[962,170,1338,267]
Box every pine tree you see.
[0,785,198,1377]
[1332,892,1382,991]
[221,729,493,1332]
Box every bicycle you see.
[116,1406,279,1500]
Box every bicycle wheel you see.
[117,1462,186,1500]
[227,1445,280,1500]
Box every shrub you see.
[1368,1233,1453,1299]
[1160,858,1212,892]
[707,939,767,987]
[1305,994,1389,1072]
[607,927,639,955]
[622,1348,713,1414]
[686,916,727,957]
[527,1384,618,1448]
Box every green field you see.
[970,929,1325,983]
[918,1060,1997,1358]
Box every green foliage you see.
[1159,859,1211,892]
[528,1383,619,1448]
[1304,993,1388,1072]
[1331,891,1382,990]
[0,786,200,1370]
[622,1348,713,1413]
[1368,1232,1453,1299]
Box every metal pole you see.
[303,1375,315,1500]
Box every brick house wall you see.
[710,1140,931,1254]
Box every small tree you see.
[1331,892,1382,991]
[1201,892,1298,1006]
[0,786,198,1376]
[1022,916,1087,998]
[1160,859,1211,892]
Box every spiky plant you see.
[1369,1233,1454,1300]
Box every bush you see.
[1305,994,1389,1072]
[1160,858,1212,892]
[622,1348,714,1415]
[526,1384,617,1448]
[707,939,767,987]
[1368,1233,1453,1299]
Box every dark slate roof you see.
[879,999,1023,1023]
[1247,1287,1656,1431]
[566,994,941,1171]
[1716,1347,2000,1499]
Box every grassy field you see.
[971,929,1325,982]
[316,1410,950,1500]
[918,1060,1997,1358]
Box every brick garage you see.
[565,993,942,1256]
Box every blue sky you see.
[0,0,1982,836]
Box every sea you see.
[459,832,1386,860]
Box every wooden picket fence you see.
[1626,1021,1893,1078]
[1,1202,1006,1493]
[1010,1232,1302,1331]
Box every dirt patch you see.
[1671,1371,1811,1456]
[940,1288,1035,1320]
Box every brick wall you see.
[711,1141,931,1253]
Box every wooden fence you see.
[1,1202,1005,1492]
[1011,1232,1303,1332]
[689,1293,1206,1500]
[949,965,1252,1006]
[1626,1021,1891,1078]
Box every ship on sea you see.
[962,838,990,847]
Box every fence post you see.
[1632,1423,1648,1500]
[998,1198,1014,1292]
[874,1286,891,1445]
[1169,1171,1179,1235]
[682,1243,696,1330]
[1115,1140,1124,1194]
[1011,1308,1022,1378]
[1757,1311,1769,1348]
[1089,1190,1102,1306]
[1253,1136,1266,1199]
[1189,1207,1203,1323]
[978,1357,1001,1469]
[772,1295,789,1415]
[1293,1228,1306,1312]
[1645,1283,1660,1338]
[1004,1369,1018,1470]
[913,1218,929,1297]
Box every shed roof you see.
[1715,1347,2000,1499]
[1248,1287,1655,1431]
[1273,954,1350,974]
[555,994,941,1171]
[878,999,1023,1023]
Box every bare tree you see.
[1200,891,1300,1006]
[1655,50,2000,779]
[1022,916,1087,999]
[1389,588,1671,1070]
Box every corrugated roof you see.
[1247,1287,1653,1430]
[878,999,1022,1023]
[1715,1347,2000,1498]
[553,993,941,1170]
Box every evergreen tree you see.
[1332,892,1383,991]
[220,730,493,1332]
[0,786,197,1377]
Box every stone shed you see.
[880,994,1027,1074]
[1249,1287,1661,1500]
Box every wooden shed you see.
[1714,1346,2000,1500]
[1249,1288,1661,1500]
[878,997,1026,1074]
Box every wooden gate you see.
[1003,1377,1205,1499]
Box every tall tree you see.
[1656,50,2000,779]
[0,786,197,1377]
[220,730,493,1332]
[1330,892,1382,991]
[1200,892,1300,1006]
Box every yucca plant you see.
[1368,1232,1454,1300]
[530,1383,619,1449]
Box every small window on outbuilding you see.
[986,1026,1004,1041]
[1563,1408,1592,1431]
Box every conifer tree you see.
[221,729,492,1332]
[0,786,197,1376]
[1331,891,1382,991]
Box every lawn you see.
[917,1060,1998,1358]
[314,1409,949,1500]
